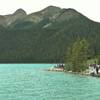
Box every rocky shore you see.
[47,67,100,77]
[47,67,64,72]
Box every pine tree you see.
[65,38,89,72]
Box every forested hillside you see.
[0,6,99,63]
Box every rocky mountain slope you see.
[0,6,99,63]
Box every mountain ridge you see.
[0,6,98,27]
[0,6,99,63]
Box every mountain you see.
[0,8,27,27]
[0,6,99,63]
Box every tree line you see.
[65,37,100,72]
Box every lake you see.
[0,64,100,100]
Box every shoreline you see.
[47,67,100,77]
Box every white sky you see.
[0,0,100,22]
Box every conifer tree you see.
[65,38,89,72]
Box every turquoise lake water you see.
[0,64,100,100]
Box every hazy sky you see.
[0,0,100,22]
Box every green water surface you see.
[0,64,100,100]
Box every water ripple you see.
[0,64,100,100]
